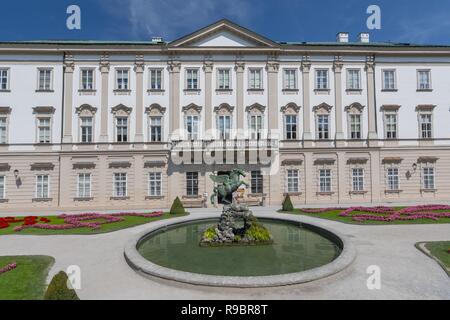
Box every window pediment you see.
[146,103,166,116]
[345,102,365,113]
[246,103,266,114]
[280,103,301,114]
[33,106,55,115]
[313,103,333,114]
[111,104,132,116]
[0,107,11,115]
[76,104,98,116]
[415,104,436,112]
[214,103,234,115]
[380,104,401,112]
[182,103,202,115]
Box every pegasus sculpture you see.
[210,169,249,206]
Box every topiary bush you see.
[170,197,186,215]
[282,194,294,212]
[44,271,80,300]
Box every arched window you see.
[313,103,333,140]
[246,103,266,140]
[182,103,202,140]
[76,104,97,143]
[146,104,166,142]
[111,104,132,142]
[345,102,365,140]
[214,103,234,139]
[280,103,301,140]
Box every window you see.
[0,69,9,90]
[285,115,297,140]
[149,116,162,142]
[317,115,329,140]
[149,69,163,90]
[319,169,331,193]
[116,117,128,142]
[113,173,127,197]
[347,69,360,90]
[148,172,162,196]
[286,169,299,193]
[185,115,199,140]
[352,168,364,192]
[77,173,91,198]
[349,114,361,139]
[116,69,129,90]
[250,115,263,140]
[0,176,5,199]
[36,175,49,199]
[217,115,231,140]
[186,172,198,196]
[80,117,93,143]
[0,117,7,144]
[422,167,435,190]
[217,69,231,90]
[315,69,328,90]
[283,69,297,90]
[418,70,431,90]
[382,70,396,90]
[249,69,263,89]
[387,168,399,191]
[186,69,199,90]
[419,114,433,139]
[37,118,51,143]
[81,69,94,90]
[385,114,397,139]
[38,69,52,90]
[251,171,263,194]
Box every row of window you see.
[0,67,433,93]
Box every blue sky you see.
[1,0,450,44]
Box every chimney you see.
[358,33,370,43]
[151,36,163,44]
[336,32,349,43]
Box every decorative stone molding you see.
[32,106,55,114]
[266,61,279,73]
[417,156,439,163]
[365,55,375,72]
[64,54,75,73]
[345,102,365,113]
[30,163,55,171]
[382,157,403,164]
[0,107,11,115]
[333,56,344,73]
[280,102,301,114]
[99,54,110,73]
[111,104,133,115]
[347,157,369,164]
[144,160,166,168]
[145,103,167,115]
[73,162,96,170]
[301,56,311,72]
[109,161,132,169]
[246,103,266,114]
[281,159,303,166]
[313,102,333,113]
[134,55,145,73]
[182,103,202,114]
[167,61,181,73]
[203,61,214,73]
[75,104,98,115]
[380,104,401,112]
[234,61,245,73]
[214,103,235,114]
[0,163,11,171]
[415,104,436,112]
[314,158,336,165]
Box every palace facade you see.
[1,19,450,211]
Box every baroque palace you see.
[0,19,450,211]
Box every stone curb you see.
[124,213,356,288]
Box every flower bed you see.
[0,262,17,275]
[0,217,51,230]
[300,205,450,222]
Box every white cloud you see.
[101,0,252,40]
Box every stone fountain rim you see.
[124,213,356,288]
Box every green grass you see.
[0,256,54,300]
[0,213,189,236]
[280,208,450,225]
[424,241,450,275]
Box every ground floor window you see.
[148,172,162,196]
[422,167,435,190]
[0,176,5,199]
[36,175,49,199]
[387,168,399,191]
[77,173,91,198]
[319,169,331,193]
[286,169,299,193]
[251,171,263,194]
[351,168,364,192]
[114,173,127,197]
[186,172,199,196]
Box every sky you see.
[0,0,450,44]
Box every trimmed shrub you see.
[44,271,80,300]
[170,197,186,215]
[282,194,294,212]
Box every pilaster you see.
[266,60,279,139]
[168,60,181,141]
[134,55,145,143]
[99,54,110,144]
[301,57,313,147]
[333,56,345,146]
[203,61,214,137]
[235,61,245,133]
[366,55,379,145]
[63,54,75,144]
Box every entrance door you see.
[217,171,233,204]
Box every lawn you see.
[0,256,54,300]
[417,241,450,277]
[280,206,450,225]
[0,212,189,236]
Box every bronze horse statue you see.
[210,169,249,206]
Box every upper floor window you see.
[113,173,127,197]
[422,167,435,190]
[249,115,263,140]
[217,115,231,140]
[387,168,399,191]
[37,118,51,143]
[382,70,396,90]
[419,113,433,139]
[417,70,431,90]
[319,169,331,193]
[251,171,263,194]
[116,117,128,142]
[185,115,199,140]
[0,176,5,199]
[385,114,398,139]
[315,69,329,90]
[77,173,91,198]
[36,175,50,199]
[248,68,263,90]
[38,68,53,91]
[81,69,94,90]
[346,69,361,90]
[286,169,299,193]
[349,114,361,139]
[0,117,7,144]
[186,68,199,90]
[80,117,93,143]
[186,172,199,196]
[149,68,163,90]
[285,115,297,140]
[283,69,297,90]
[217,69,231,90]
[352,168,364,192]
[148,172,162,197]
[149,116,162,142]
[0,69,9,91]
[317,115,329,140]
[116,69,129,90]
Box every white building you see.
[0,19,449,211]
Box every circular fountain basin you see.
[124,214,355,287]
